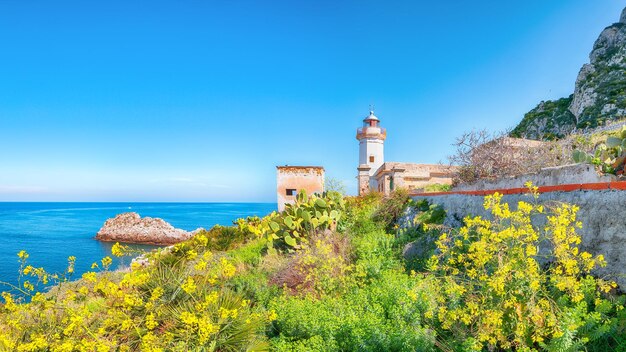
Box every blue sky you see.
[0,0,623,202]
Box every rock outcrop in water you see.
[96,212,203,245]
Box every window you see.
[369,156,375,163]
[286,189,297,196]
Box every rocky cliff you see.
[510,96,576,140]
[95,212,203,245]
[512,7,626,140]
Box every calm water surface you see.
[0,202,276,287]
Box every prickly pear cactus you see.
[235,190,345,252]
[573,126,626,175]
[267,190,345,251]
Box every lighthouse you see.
[356,110,386,195]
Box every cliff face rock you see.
[572,19,626,126]
[513,7,626,140]
[96,212,203,245]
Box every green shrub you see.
[269,269,436,352]
[573,125,626,174]
[228,237,266,266]
[269,232,352,296]
[423,183,452,193]
[194,225,244,251]
[372,189,410,231]
[397,200,447,272]
[352,229,397,281]
[342,193,383,237]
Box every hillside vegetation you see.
[510,96,576,140]
[512,7,626,140]
[1,189,625,351]
[450,122,626,185]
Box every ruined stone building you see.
[276,166,325,211]
[356,110,456,196]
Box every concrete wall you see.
[452,164,615,192]
[277,166,325,212]
[410,165,626,288]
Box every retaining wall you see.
[410,164,626,288]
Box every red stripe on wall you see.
[610,181,626,190]
[410,181,626,197]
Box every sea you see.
[0,202,276,289]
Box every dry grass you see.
[269,230,351,296]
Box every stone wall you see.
[411,165,626,288]
[452,163,615,192]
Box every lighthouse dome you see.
[363,110,379,122]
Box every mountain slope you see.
[510,95,576,140]
[513,7,626,140]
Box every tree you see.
[325,177,347,195]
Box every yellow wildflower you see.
[101,256,113,269]
[219,258,236,278]
[194,260,207,271]
[198,319,219,343]
[185,250,198,260]
[180,311,198,326]
[111,242,125,257]
[407,290,418,302]
[150,286,164,302]
[267,309,278,322]
[145,313,159,330]
[82,272,97,283]
[23,281,34,291]
[181,277,196,294]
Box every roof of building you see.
[363,110,379,122]
[494,137,546,148]
[373,162,457,178]
[276,165,325,170]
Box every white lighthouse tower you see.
[356,110,386,195]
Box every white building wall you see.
[359,138,385,177]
